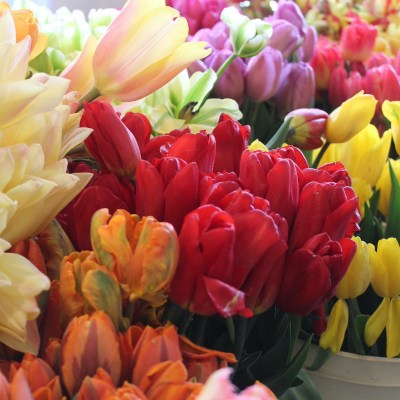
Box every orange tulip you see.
[130,325,182,386]
[139,360,202,400]
[76,368,117,400]
[0,2,47,60]
[60,311,121,397]
[9,239,47,275]
[9,368,35,399]
[179,336,236,383]
[92,209,178,306]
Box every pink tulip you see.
[328,66,363,108]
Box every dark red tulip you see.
[135,157,200,232]
[57,165,135,251]
[276,234,356,315]
[81,101,141,179]
[121,112,152,153]
[212,114,250,174]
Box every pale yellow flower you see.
[0,239,50,354]
[376,159,400,217]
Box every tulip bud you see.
[340,20,378,62]
[285,108,328,150]
[382,100,400,156]
[274,0,307,36]
[326,91,377,143]
[335,237,371,299]
[92,0,211,101]
[92,209,179,306]
[328,66,364,108]
[311,37,343,90]
[267,19,302,59]
[245,46,283,103]
[81,101,141,179]
[208,49,246,104]
[274,62,315,117]
[300,25,317,62]
[364,64,400,115]
[61,311,121,397]
[221,6,272,58]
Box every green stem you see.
[226,317,235,344]
[312,140,331,169]
[347,298,366,355]
[234,316,248,362]
[77,86,101,111]
[249,102,261,142]
[216,53,238,81]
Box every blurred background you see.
[12,0,126,13]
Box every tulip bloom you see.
[376,158,400,217]
[92,0,211,101]
[245,46,283,103]
[320,237,371,353]
[365,239,400,357]
[267,19,302,59]
[92,209,178,306]
[61,311,122,396]
[325,91,377,143]
[277,234,356,315]
[81,101,141,179]
[170,205,252,317]
[212,114,250,174]
[285,108,328,150]
[274,62,315,117]
[328,66,363,108]
[340,20,378,62]
[135,157,200,232]
[364,64,400,115]
[311,37,342,90]
[382,100,400,155]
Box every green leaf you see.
[354,314,369,341]
[307,346,331,371]
[266,117,293,149]
[368,189,380,216]
[262,335,313,397]
[279,370,322,400]
[385,161,400,240]
[358,203,383,245]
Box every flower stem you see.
[312,140,330,168]
[77,86,101,111]
[216,53,238,81]
[234,316,247,362]
[347,298,366,355]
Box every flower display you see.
[2,0,400,398]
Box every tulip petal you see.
[365,297,390,347]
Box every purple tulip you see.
[208,49,246,104]
[267,19,302,59]
[274,0,307,36]
[274,62,315,117]
[191,21,230,51]
[299,26,317,62]
[245,46,284,102]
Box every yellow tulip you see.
[0,239,50,354]
[248,139,268,152]
[382,100,400,155]
[325,92,377,143]
[376,158,400,217]
[320,299,349,353]
[351,177,373,218]
[67,0,211,102]
[368,239,400,298]
[336,237,371,299]
[0,2,47,60]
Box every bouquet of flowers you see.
[0,0,399,399]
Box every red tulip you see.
[81,101,141,179]
[276,235,356,315]
[135,157,200,232]
[239,150,302,226]
[340,20,378,62]
[212,114,250,174]
[328,66,363,108]
[57,164,135,251]
[166,131,216,175]
[311,37,343,90]
[363,64,400,115]
[121,112,152,153]
[169,204,251,317]
[289,182,360,252]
